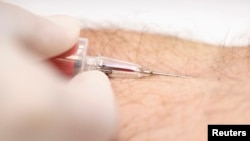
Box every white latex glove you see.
[0,1,117,141]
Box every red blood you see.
[49,44,78,77]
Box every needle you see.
[151,71,192,78]
[141,69,192,78]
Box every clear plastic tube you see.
[51,38,146,78]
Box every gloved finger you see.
[65,71,117,141]
[0,1,81,58]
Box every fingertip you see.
[67,71,117,141]
[26,15,81,58]
[70,70,110,86]
[45,15,82,57]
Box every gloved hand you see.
[0,2,117,141]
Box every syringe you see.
[50,38,191,78]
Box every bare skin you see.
[80,29,250,141]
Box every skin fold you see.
[80,29,250,141]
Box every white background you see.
[7,0,250,46]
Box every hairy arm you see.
[80,29,250,141]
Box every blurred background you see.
[7,0,250,46]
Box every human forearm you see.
[80,29,250,141]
